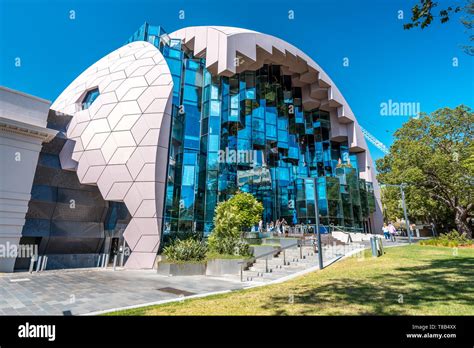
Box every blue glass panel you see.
[208,135,219,152]
[183,152,196,165]
[204,70,212,86]
[210,101,220,116]
[182,165,195,186]
[186,59,201,70]
[246,88,256,100]
[253,106,264,119]
[183,85,199,103]
[230,95,239,109]
[207,152,218,170]
[167,59,182,76]
[278,130,288,142]
[81,88,99,110]
[211,85,219,100]
[266,108,277,124]
[209,116,220,134]
[184,69,200,85]
[266,125,277,139]
[169,39,181,49]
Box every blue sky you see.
[1,0,472,161]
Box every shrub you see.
[163,238,208,262]
[208,191,262,257]
[420,230,473,247]
[208,235,251,257]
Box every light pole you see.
[400,184,412,244]
[381,183,412,244]
[308,177,323,269]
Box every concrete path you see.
[0,269,246,315]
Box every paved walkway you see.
[0,237,411,315]
[0,269,248,315]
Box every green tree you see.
[376,105,474,237]
[208,192,263,255]
[404,0,473,55]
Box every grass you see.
[108,244,474,316]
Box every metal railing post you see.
[265,258,268,273]
[29,254,37,273]
[36,256,42,272]
[41,256,48,271]
[240,264,243,282]
[299,239,303,259]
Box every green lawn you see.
[108,244,474,316]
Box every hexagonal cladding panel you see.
[52,41,173,269]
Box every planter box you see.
[206,258,249,276]
[157,262,206,276]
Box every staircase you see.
[240,243,333,283]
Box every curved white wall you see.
[51,41,174,269]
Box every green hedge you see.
[420,230,473,247]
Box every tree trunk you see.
[455,207,472,239]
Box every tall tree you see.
[377,105,474,237]
[404,0,473,55]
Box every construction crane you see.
[359,126,390,155]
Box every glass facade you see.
[127,23,377,239]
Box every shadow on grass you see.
[259,255,474,315]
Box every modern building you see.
[0,24,383,272]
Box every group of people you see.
[258,218,288,234]
[382,222,397,242]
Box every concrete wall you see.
[0,87,54,272]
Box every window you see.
[81,88,99,110]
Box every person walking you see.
[281,218,288,235]
[275,219,281,234]
[382,223,390,240]
[388,222,397,242]
[258,219,263,233]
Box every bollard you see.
[378,237,384,256]
[370,237,378,257]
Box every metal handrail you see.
[238,236,312,282]
[329,224,353,243]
